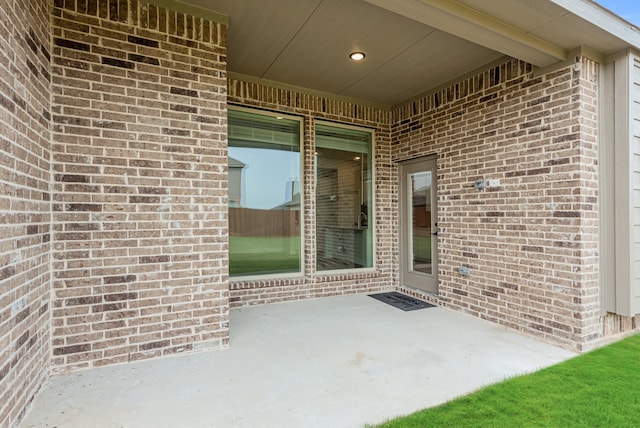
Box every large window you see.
[315,123,373,271]
[228,109,302,277]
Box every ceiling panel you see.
[180,0,638,106]
[186,0,323,77]
[341,31,503,104]
[261,0,435,95]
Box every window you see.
[315,123,373,271]
[228,109,302,277]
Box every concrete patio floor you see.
[19,293,576,427]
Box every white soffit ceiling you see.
[259,0,436,95]
[180,0,640,106]
[187,0,326,77]
[364,0,567,67]
[342,31,503,104]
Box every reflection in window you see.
[411,171,432,274]
[228,109,301,277]
[315,123,373,271]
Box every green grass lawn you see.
[229,236,300,276]
[377,334,640,427]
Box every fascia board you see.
[365,0,566,67]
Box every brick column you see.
[0,0,51,425]
[50,0,229,371]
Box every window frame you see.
[227,105,305,280]
[314,120,377,274]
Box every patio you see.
[19,294,576,428]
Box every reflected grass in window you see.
[228,109,302,277]
[229,236,301,276]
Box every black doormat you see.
[369,292,435,311]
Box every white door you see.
[400,157,438,293]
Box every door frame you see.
[399,156,438,294]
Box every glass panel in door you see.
[410,171,432,275]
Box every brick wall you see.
[392,57,601,351]
[0,0,629,423]
[50,1,229,372]
[227,80,395,306]
[0,0,51,425]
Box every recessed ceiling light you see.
[349,52,365,61]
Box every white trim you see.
[612,51,634,316]
[600,58,616,314]
[613,53,629,315]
